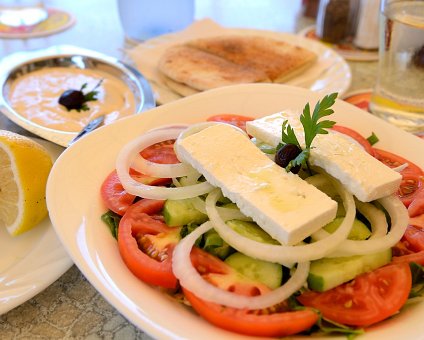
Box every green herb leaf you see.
[300,93,338,149]
[280,93,338,172]
[366,132,379,146]
[101,210,121,239]
[281,120,302,148]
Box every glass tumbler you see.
[118,0,195,43]
[369,0,424,132]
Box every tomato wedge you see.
[393,250,424,265]
[331,125,376,156]
[297,263,412,327]
[374,148,424,207]
[207,114,254,132]
[101,169,171,215]
[118,199,180,289]
[140,139,180,164]
[183,248,318,337]
[101,140,179,215]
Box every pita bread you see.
[158,45,270,91]
[187,35,317,83]
[158,72,200,97]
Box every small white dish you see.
[0,45,155,147]
[0,139,73,315]
[47,84,424,339]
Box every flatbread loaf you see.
[158,45,270,91]
[157,35,317,96]
[187,35,317,83]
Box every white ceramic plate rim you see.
[47,84,424,339]
[0,139,73,315]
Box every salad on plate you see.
[99,93,424,338]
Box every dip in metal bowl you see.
[0,45,155,147]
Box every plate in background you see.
[127,19,352,104]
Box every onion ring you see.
[205,178,355,264]
[172,221,310,309]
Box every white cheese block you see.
[246,111,402,202]
[176,123,337,245]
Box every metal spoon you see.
[68,115,105,146]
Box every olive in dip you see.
[9,67,136,132]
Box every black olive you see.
[58,89,85,110]
[275,144,302,173]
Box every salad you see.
[99,94,424,338]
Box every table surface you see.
[0,0,378,339]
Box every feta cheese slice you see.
[246,111,402,202]
[177,124,337,245]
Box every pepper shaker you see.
[316,0,360,44]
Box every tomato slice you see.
[118,199,179,289]
[183,248,318,337]
[393,250,424,265]
[100,169,171,215]
[140,139,180,164]
[374,148,424,207]
[400,225,424,253]
[101,140,179,215]
[297,263,412,327]
[408,187,424,217]
[331,125,375,156]
[207,114,254,132]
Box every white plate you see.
[0,139,73,315]
[47,84,424,339]
[126,19,352,104]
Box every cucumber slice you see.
[321,217,372,241]
[308,248,392,292]
[225,252,283,289]
[226,220,279,244]
[163,199,208,226]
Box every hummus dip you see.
[9,67,136,132]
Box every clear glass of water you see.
[0,0,47,27]
[369,0,424,132]
[117,0,194,43]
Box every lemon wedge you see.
[0,130,53,236]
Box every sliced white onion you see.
[205,179,355,264]
[312,199,389,243]
[355,200,388,239]
[392,163,409,173]
[128,127,199,178]
[327,195,408,257]
[172,221,310,309]
[116,128,215,200]
[191,196,252,221]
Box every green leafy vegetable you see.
[409,262,424,298]
[101,210,121,239]
[280,93,338,172]
[366,132,379,146]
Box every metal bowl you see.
[0,45,155,147]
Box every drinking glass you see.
[118,0,194,43]
[369,0,424,132]
[0,0,47,27]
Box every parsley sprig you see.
[278,93,338,172]
[78,80,103,111]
